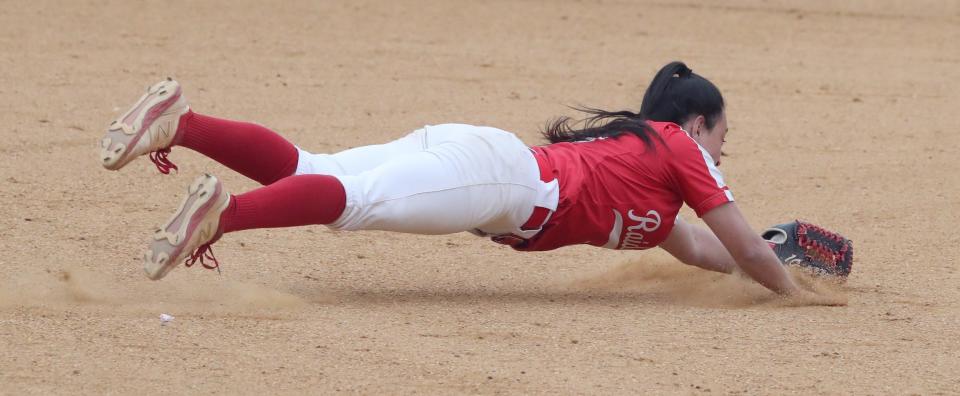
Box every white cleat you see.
[100,78,188,173]
[144,174,230,280]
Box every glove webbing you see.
[797,221,850,272]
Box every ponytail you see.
[541,107,658,146]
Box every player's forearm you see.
[734,243,800,295]
[701,203,801,295]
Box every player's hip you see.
[327,124,557,235]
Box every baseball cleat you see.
[144,173,230,280]
[100,78,188,174]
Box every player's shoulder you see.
[647,121,689,142]
[647,121,701,154]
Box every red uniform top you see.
[517,121,733,251]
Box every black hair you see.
[542,61,725,146]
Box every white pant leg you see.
[328,124,545,235]
[295,129,427,177]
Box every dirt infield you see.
[2,0,959,394]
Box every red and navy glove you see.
[762,220,854,279]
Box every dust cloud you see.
[0,265,306,313]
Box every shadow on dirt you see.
[298,260,847,308]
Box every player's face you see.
[698,112,728,166]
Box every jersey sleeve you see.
[668,135,734,217]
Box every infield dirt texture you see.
[2,0,959,394]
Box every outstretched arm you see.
[701,202,799,294]
[662,202,800,295]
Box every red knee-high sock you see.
[219,174,347,233]
[175,111,299,185]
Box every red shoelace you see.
[184,242,221,274]
[149,148,179,174]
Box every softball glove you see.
[761,220,854,279]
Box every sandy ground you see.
[2,0,959,394]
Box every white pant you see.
[295,124,559,237]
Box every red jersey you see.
[517,121,733,251]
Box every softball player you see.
[99,62,802,296]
